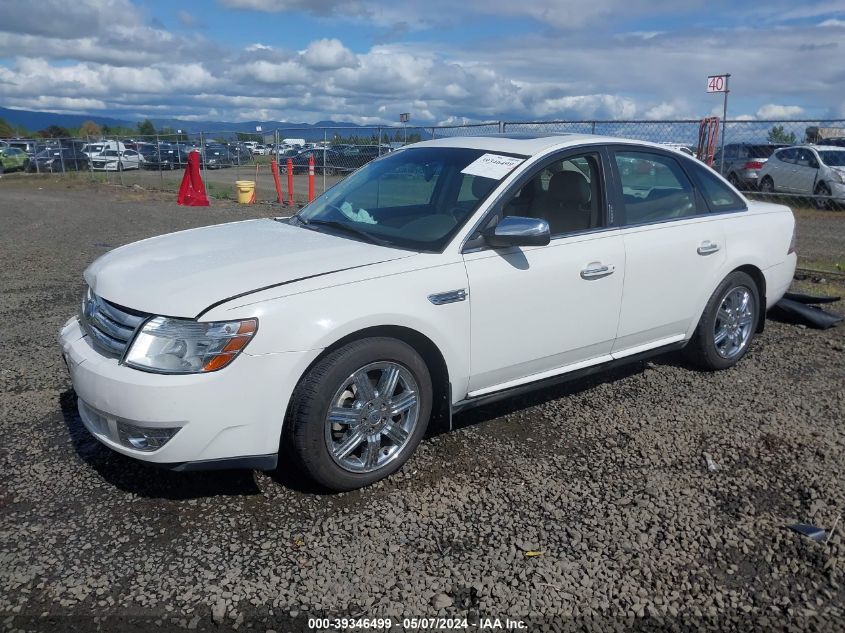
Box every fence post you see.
[58,137,67,176]
[86,134,94,181]
[591,121,596,135]
[308,154,315,202]
[199,131,207,187]
[322,129,327,194]
[498,121,504,134]
[116,136,124,186]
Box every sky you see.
[0,0,843,126]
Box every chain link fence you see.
[2,118,842,276]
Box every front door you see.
[463,150,624,396]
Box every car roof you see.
[411,133,681,157]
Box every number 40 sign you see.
[707,74,729,93]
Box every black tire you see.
[814,182,831,210]
[286,337,432,491]
[0,163,4,175]
[727,172,740,188]
[759,176,774,194]
[684,271,760,371]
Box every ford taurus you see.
[59,135,797,490]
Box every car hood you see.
[84,219,415,318]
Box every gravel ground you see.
[1,178,844,632]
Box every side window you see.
[779,148,796,164]
[614,151,698,225]
[795,149,811,167]
[689,163,746,211]
[501,153,603,236]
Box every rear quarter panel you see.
[684,201,795,338]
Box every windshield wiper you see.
[297,218,390,246]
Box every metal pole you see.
[58,137,67,175]
[591,121,596,135]
[116,136,123,186]
[155,134,162,188]
[200,131,207,186]
[719,73,730,176]
[322,128,327,194]
[86,134,94,181]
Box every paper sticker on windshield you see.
[461,154,524,180]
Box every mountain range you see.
[0,106,384,139]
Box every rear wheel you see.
[287,337,432,491]
[728,172,741,189]
[684,271,759,371]
[759,176,774,194]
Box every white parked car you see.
[90,149,142,171]
[759,145,845,209]
[59,135,797,490]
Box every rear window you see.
[748,145,780,159]
[689,164,746,211]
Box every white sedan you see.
[90,149,142,171]
[59,135,797,490]
[759,145,845,209]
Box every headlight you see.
[832,170,845,184]
[124,317,257,374]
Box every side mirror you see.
[483,216,551,248]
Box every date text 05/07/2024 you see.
[306,617,527,630]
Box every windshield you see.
[295,147,526,251]
[819,151,845,167]
[103,150,119,157]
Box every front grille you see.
[81,290,149,356]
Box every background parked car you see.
[142,146,190,170]
[711,143,785,190]
[0,146,28,173]
[26,147,89,173]
[279,148,345,175]
[201,145,233,169]
[91,149,142,171]
[6,139,39,155]
[759,145,845,209]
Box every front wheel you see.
[287,337,432,491]
[814,182,832,210]
[684,271,760,371]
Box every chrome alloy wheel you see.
[714,286,755,359]
[325,361,419,474]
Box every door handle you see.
[580,263,615,279]
[697,241,720,256]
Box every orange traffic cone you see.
[177,151,210,206]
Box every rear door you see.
[608,148,726,356]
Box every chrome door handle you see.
[580,264,615,279]
[697,241,720,255]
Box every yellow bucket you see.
[235,180,255,204]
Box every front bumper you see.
[830,181,845,203]
[58,317,319,468]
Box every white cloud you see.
[756,104,805,119]
[818,18,845,26]
[301,39,358,70]
[0,1,843,125]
